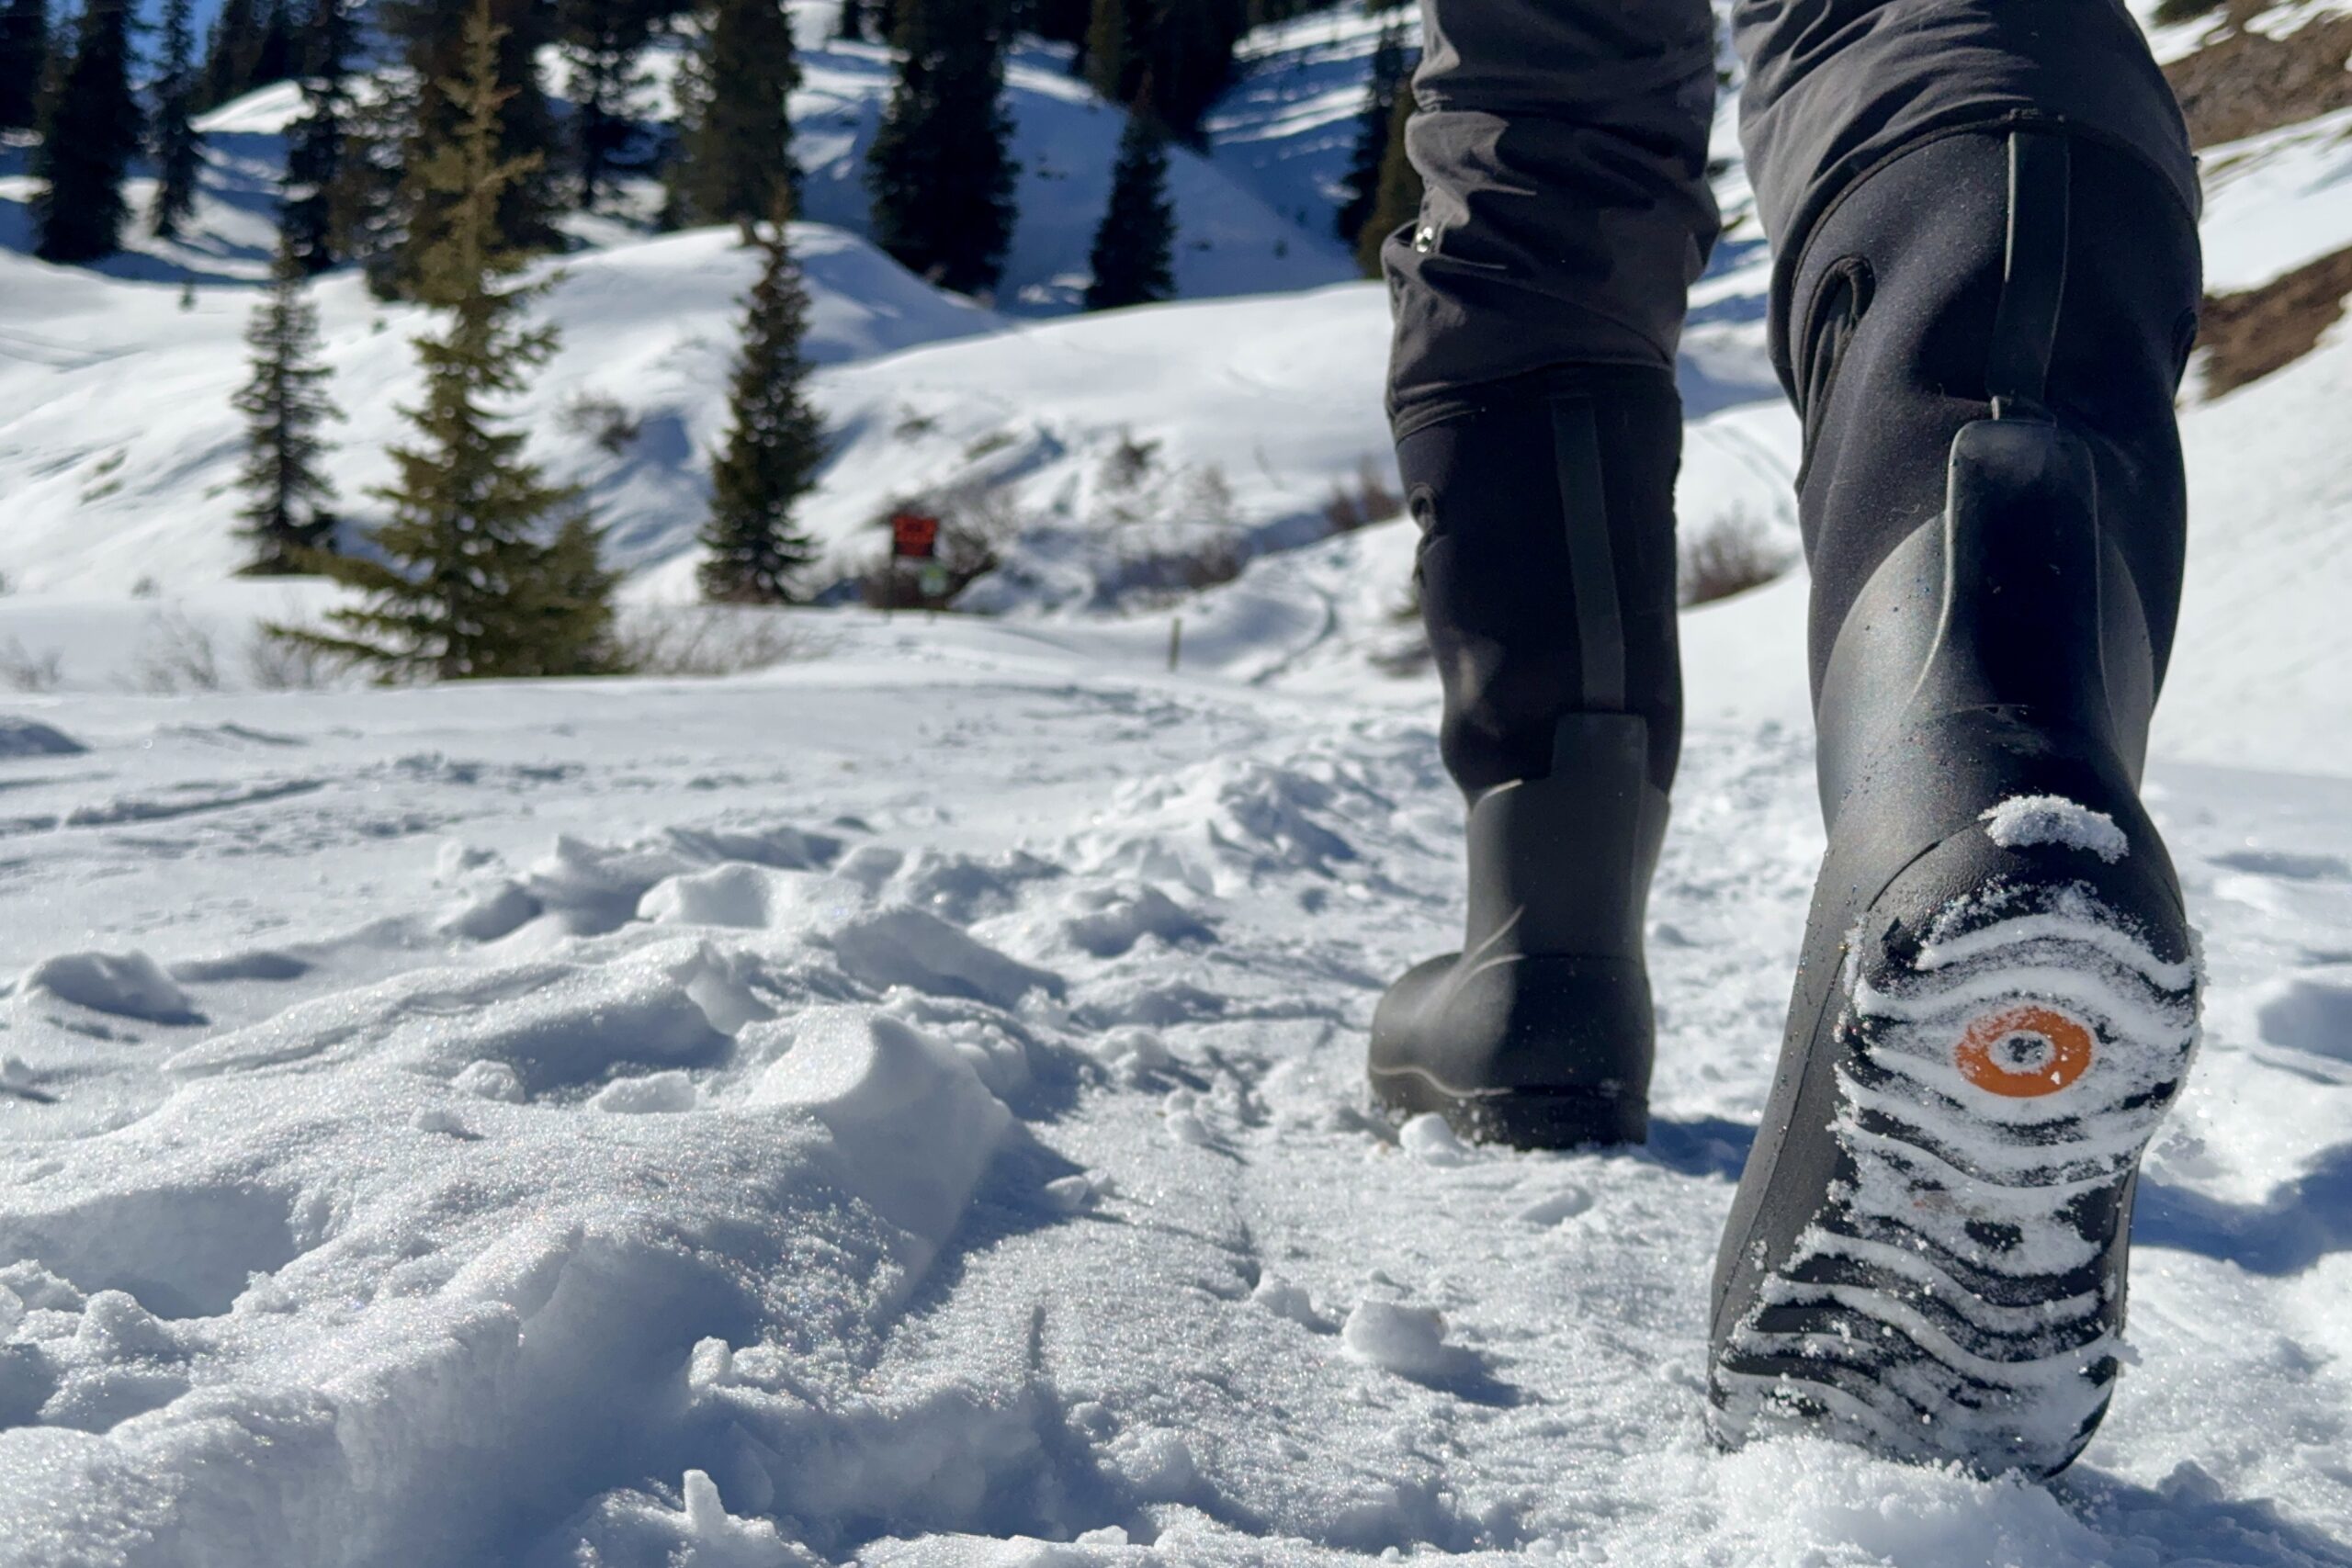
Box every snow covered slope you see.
[0,15,1354,306]
[784,39,1358,312]
[0,217,1792,618]
[0,227,999,592]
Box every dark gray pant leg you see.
[1736,0,2200,372]
[1384,0,1722,426]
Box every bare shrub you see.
[127,609,225,694]
[1103,462,1256,602]
[1325,457,1404,535]
[1680,508,1795,607]
[1389,573,1422,626]
[0,638,65,693]
[245,629,342,691]
[1369,635,1431,678]
[1100,428,1162,494]
[614,604,821,677]
[1122,530,1247,596]
[558,390,642,457]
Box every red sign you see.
[891,513,942,560]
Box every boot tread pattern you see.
[1713,876,2200,1474]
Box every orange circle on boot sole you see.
[1954,1005,2096,1098]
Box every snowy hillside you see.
[5,3,2352,1564]
[0,19,1356,303]
[0,2,1798,618]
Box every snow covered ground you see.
[5,3,2352,1563]
[4,524,2352,1566]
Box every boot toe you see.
[1369,951,1655,1148]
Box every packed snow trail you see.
[1,572,2350,1567]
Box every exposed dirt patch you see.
[2198,243,2352,396]
[2164,9,2352,148]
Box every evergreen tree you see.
[200,0,260,109]
[836,0,866,40]
[699,199,825,604]
[1085,102,1172,310]
[1336,16,1404,244]
[280,0,355,273]
[329,74,411,291]
[1144,0,1245,143]
[149,0,204,240]
[668,0,800,231]
[1353,82,1419,277]
[277,0,619,681]
[560,0,664,210]
[0,0,46,131]
[234,239,343,574]
[1083,0,1140,105]
[252,0,296,85]
[1081,0,1244,143]
[1028,0,1090,49]
[865,0,1016,296]
[32,0,140,265]
[380,0,565,299]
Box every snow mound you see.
[591,1068,701,1114]
[1340,1300,1482,1383]
[2254,973,2352,1060]
[0,717,85,757]
[18,950,200,1024]
[829,907,1066,1009]
[1397,1112,1472,1167]
[639,864,863,933]
[566,1470,810,1568]
[748,1008,1014,1244]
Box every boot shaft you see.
[1784,129,2202,765]
[1398,365,1687,803]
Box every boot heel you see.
[1370,714,1667,1149]
[1712,806,2200,1473]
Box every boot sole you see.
[1370,1065,1647,1150]
[1710,860,2201,1474]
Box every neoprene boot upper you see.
[1368,367,1684,1147]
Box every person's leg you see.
[1369,0,1719,1147]
[1709,0,2206,1474]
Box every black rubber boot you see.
[1371,367,1684,1149]
[1707,130,2205,1476]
